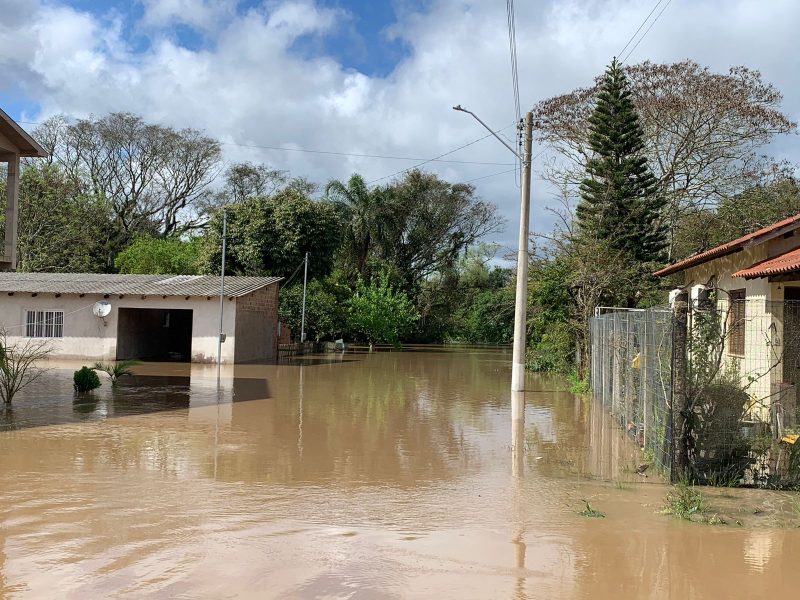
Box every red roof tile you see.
[654,212,800,277]
[733,247,800,280]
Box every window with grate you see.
[25,310,64,338]
[728,289,746,356]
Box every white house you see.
[0,273,282,363]
[656,212,800,423]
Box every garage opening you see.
[116,308,193,361]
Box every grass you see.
[577,499,606,518]
[567,371,591,395]
[662,481,709,521]
[613,480,633,491]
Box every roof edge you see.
[0,108,48,158]
[654,213,800,278]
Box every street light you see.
[453,105,533,406]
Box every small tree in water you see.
[0,333,52,405]
[348,273,418,349]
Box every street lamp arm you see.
[452,105,522,161]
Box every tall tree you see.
[377,170,503,291]
[576,58,667,264]
[202,188,342,279]
[0,164,111,273]
[325,174,385,280]
[33,113,222,257]
[533,60,796,257]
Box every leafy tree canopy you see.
[115,236,202,275]
[203,188,342,279]
[348,273,419,346]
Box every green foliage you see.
[93,360,140,386]
[672,178,800,261]
[73,367,101,393]
[577,500,605,518]
[567,371,591,395]
[203,189,342,279]
[4,164,112,273]
[115,237,201,274]
[451,288,514,344]
[662,481,709,520]
[348,273,419,346]
[526,257,576,372]
[279,274,352,342]
[576,59,667,264]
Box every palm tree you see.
[325,174,385,280]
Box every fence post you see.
[670,291,689,482]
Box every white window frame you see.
[25,309,64,339]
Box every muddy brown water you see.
[1,347,799,598]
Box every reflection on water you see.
[0,348,798,598]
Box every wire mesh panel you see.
[590,308,673,476]
[591,299,800,488]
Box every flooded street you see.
[2,347,800,598]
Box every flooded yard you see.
[1,347,799,598]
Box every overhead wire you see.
[366,123,516,185]
[617,0,664,59]
[620,0,673,64]
[506,0,521,123]
[506,0,523,187]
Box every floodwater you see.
[1,347,800,598]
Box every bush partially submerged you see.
[73,367,101,393]
[93,360,140,386]
[663,481,708,521]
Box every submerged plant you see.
[93,360,140,386]
[662,481,708,521]
[74,367,101,393]
[578,500,606,518]
[0,335,52,404]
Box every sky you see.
[0,0,798,255]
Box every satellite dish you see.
[92,301,112,318]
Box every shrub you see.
[93,360,140,386]
[691,376,753,485]
[663,480,708,520]
[73,366,101,393]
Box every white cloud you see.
[139,0,237,32]
[2,0,799,252]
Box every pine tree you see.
[576,58,667,264]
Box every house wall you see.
[233,284,279,362]
[681,241,800,417]
[0,293,238,363]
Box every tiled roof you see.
[0,273,281,298]
[654,212,800,277]
[733,247,800,280]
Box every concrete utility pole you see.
[300,251,309,344]
[453,107,533,400]
[217,207,228,381]
[512,112,533,397]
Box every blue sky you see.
[1,0,798,252]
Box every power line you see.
[16,119,514,167]
[218,142,514,165]
[367,122,516,185]
[506,0,521,123]
[617,0,664,59]
[461,168,517,184]
[621,0,673,64]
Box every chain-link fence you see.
[590,307,674,476]
[590,297,800,489]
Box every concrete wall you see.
[233,284,279,362]
[0,292,238,363]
